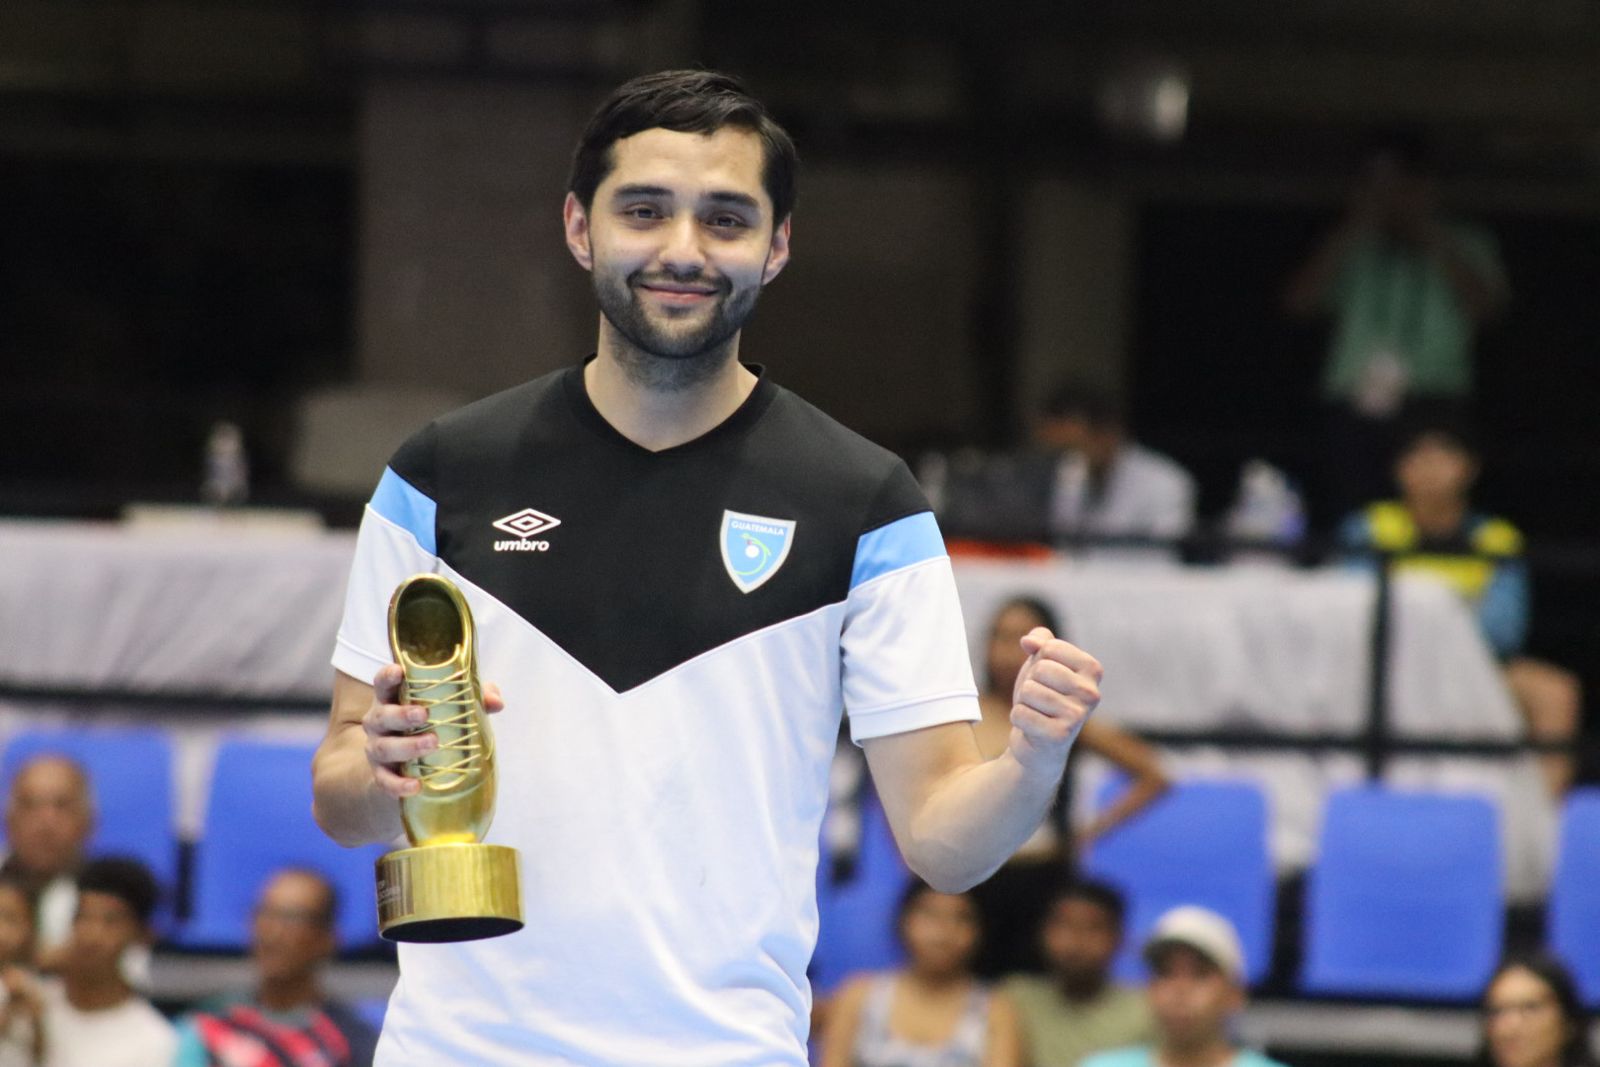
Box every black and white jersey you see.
[333,361,978,1067]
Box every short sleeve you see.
[840,464,979,744]
[331,425,441,683]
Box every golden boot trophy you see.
[375,574,523,942]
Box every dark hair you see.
[1477,953,1597,1067]
[0,871,36,924]
[1041,381,1125,429]
[569,69,799,223]
[984,597,1066,692]
[1045,877,1128,932]
[895,879,980,944]
[1396,416,1480,463]
[991,596,1063,639]
[273,867,340,931]
[77,857,159,926]
[1366,128,1436,176]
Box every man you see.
[1339,422,1581,796]
[37,857,175,1067]
[1035,383,1196,551]
[172,869,379,1067]
[1,757,93,958]
[1284,135,1507,517]
[1081,906,1286,1067]
[1002,880,1152,1067]
[312,69,1102,1067]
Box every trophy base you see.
[376,842,523,943]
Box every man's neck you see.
[64,972,134,1013]
[586,327,757,452]
[1054,971,1108,1005]
[256,973,323,1014]
[1157,1035,1237,1067]
[1407,496,1467,539]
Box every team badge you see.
[720,510,796,594]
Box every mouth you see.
[636,280,721,306]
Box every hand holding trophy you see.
[375,574,523,942]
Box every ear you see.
[563,192,594,272]
[762,216,792,286]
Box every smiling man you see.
[313,69,1103,1067]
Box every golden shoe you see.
[375,573,522,942]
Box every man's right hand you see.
[314,667,503,846]
[362,664,504,799]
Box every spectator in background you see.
[970,597,1169,975]
[1082,906,1286,1067]
[819,881,1021,1067]
[39,857,175,1067]
[1002,880,1152,1067]
[0,873,41,1067]
[173,868,377,1067]
[1035,383,1196,553]
[1340,422,1582,796]
[1284,133,1507,518]
[1,757,92,961]
[1478,953,1597,1067]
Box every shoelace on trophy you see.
[404,665,484,791]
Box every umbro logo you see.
[492,507,560,553]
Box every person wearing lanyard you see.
[1284,133,1508,521]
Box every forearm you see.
[1285,223,1361,315]
[903,746,1068,893]
[312,723,403,847]
[1426,230,1503,321]
[1082,774,1168,844]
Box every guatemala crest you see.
[720,510,797,594]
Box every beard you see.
[592,265,763,391]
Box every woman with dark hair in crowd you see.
[820,881,1021,1067]
[1479,953,1597,1067]
[969,596,1170,976]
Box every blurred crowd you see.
[930,137,1582,800]
[0,756,376,1067]
[812,873,1596,1067]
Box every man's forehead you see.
[14,758,87,798]
[601,127,769,204]
[263,870,326,906]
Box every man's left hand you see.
[1008,627,1102,779]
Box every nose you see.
[657,214,707,277]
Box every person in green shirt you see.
[1003,880,1153,1067]
[1285,134,1508,519]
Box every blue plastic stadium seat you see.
[1084,778,1275,986]
[1302,785,1502,1000]
[811,787,911,995]
[1548,788,1600,1007]
[180,739,387,951]
[0,727,178,900]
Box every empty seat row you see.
[813,779,1600,1006]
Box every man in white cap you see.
[1080,905,1287,1067]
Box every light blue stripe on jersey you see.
[851,511,946,591]
[370,467,437,555]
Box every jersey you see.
[332,361,980,1067]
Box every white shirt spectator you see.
[39,980,176,1067]
[1049,444,1197,547]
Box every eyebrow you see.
[610,184,762,212]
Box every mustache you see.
[629,271,730,294]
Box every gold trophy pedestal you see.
[377,841,522,943]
